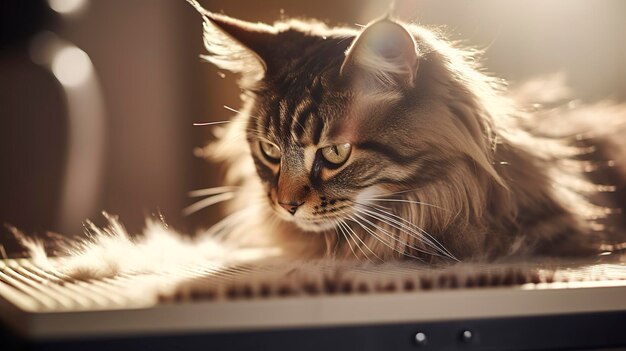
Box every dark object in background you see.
[0,1,212,255]
[0,1,66,255]
[0,1,56,52]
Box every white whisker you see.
[334,219,359,260]
[193,120,232,126]
[359,208,457,261]
[337,219,373,263]
[339,219,383,262]
[188,186,240,198]
[352,212,437,258]
[183,192,235,216]
[352,198,459,261]
[223,105,244,115]
[362,198,451,212]
[347,215,426,263]
[356,203,458,261]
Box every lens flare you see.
[51,46,93,87]
[47,0,87,15]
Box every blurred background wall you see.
[1,0,625,255]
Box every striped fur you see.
[190,1,626,263]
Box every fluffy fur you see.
[189,1,626,264]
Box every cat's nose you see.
[278,201,304,215]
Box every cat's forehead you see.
[253,73,352,147]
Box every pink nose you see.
[278,201,303,215]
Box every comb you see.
[1,257,626,350]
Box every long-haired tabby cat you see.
[188,1,626,264]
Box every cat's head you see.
[196,5,503,233]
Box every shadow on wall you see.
[0,0,625,256]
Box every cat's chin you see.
[293,220,338,233]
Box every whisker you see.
[182,192,235,216]
[337,219,374,263]
[353,212,439,258]
[372,187,429,198]
[346,215,426,263]
[329,206,418,260]
[346,221,373,262]
[334,219,359,261]
[352,200,458,261]
[188,186,240,198]
[193,120,232,126]
[358,207,456,261]
[223,105,266,125]
[331,225,340,256]
[362,198,451,212]
[223,105,241,114]
[334,210,376,262]
[339,219,383,262]
[355,203,458,261]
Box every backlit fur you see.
[190,1,626,263]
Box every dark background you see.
[1,0,625,255]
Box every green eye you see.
[321,143,352,165]
[260,141,281,161]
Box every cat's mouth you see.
[271,203,352,233]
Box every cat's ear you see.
[189,1,276,79]
[340,19,419,90]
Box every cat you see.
[187,1,626,264]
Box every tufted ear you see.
[188,0,277,78]
[340,19,419,90]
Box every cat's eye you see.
[321,143,352,165]
[260,141,281,162]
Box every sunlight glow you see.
[51,46,93,87]
[48,0,87,15]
